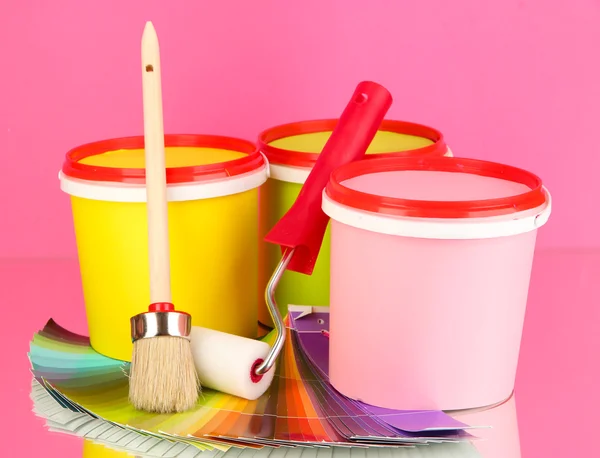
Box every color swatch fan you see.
[30,380,482,457]
[27,311,481,454]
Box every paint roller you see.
[186,81,393,401]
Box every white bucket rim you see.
[59,165,268,203]
[322,187,551,239]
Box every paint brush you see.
[128,21,199,413]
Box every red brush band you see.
[250,359,265,384]
[149,302,175,312]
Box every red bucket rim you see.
[325,156,547,219]
[61,134,265,185]
[257,119,448,168]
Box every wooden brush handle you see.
[142,22,171,304]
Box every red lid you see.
[258,119,447,168]
[62,134,265,184]
[325,156,547,219]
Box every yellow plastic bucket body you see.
[60,135,267,362]
[257,120,451,326]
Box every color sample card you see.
[28,314,475,452]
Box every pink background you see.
[1,1,599,457]
[1,0,598,257]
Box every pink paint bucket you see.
[322,156,552,411]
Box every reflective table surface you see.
[2,248,598,456]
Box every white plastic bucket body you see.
[322,157,551,411]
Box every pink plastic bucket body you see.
[322,157,551,411]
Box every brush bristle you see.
[128,336,200,413]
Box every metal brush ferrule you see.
[130,311,192,342]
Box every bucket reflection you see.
[451,392,521,457]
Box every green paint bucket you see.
[257,119,451,326]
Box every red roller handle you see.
[264,81,393,275]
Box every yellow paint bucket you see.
[60,134,267,362]
[257,119,451,326]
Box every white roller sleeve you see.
[189,326,276,400]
